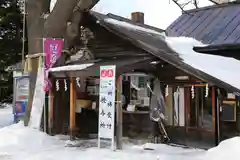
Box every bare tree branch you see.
[182,1,192,8]
[208,0,219,4]
[171,0,220,12]
[171,0,190,13]
[193,0,199,8]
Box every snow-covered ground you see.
[0,105,240,160]
[0,122,205,160]
[0,106,205,160]
[0,105,13,128]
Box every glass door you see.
[187,86,213,131]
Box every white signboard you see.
[28,57,45,130]
[98,65,116,150]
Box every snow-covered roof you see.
[165,37,240,92]
[49,63,94,72]
[99,15,240,93]
[104,18,166,38]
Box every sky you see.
[51,0,214,29]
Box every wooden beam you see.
[26,53,44,58]
[70,77,76,140]
[116,75,123,149]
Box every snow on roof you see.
[104,18,166,38]
[166,36,240,91]
[49,63,94,72]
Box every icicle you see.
[64,79,67,91]
[165,85,169,97]
[191,85,195,99]
[56,80,59,91]
[205,83,209,98]
[76,77,81,88]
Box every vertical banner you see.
[98,65,116,150]
[44,39,63,92]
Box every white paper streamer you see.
[64,79,67,91]
[56,80,59,91]
[165,85,169,97]
[76,77,81,88]
[191,85,195,99]
[205,83,209,98]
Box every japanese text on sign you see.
[98,65,116,140]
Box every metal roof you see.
[166,3,240,45]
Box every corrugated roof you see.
[166,3,240,45]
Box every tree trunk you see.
[24,0,99,126]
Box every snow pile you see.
[165,37,240,91]
[203,137,240,160]
[0,122,63,155]
[0,122,205,160]
[0,105,13,128]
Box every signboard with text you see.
[98,65,116,150]
[15,76,29,102]
[14,76,29,122]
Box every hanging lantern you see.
[64,79,67,91]
[76,77,81,88]
[205,83,209,98]
[165,85,169,97]
[56,79,60,91]
[191,85,195,99]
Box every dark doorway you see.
[186,86,215,147]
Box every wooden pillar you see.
[49,78,54,135]
[184,87,188,133]
[212,86,221,145]
[116,75,123,149]
[186,87,191,133]
[212,87,216,133]
[70,77,76,140]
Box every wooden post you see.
[49,79,54,135]
[212,87,216,134]
[217,88,221,145]
[44,92,49,133]
[116,75,123,149]
[70,77,76,140]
